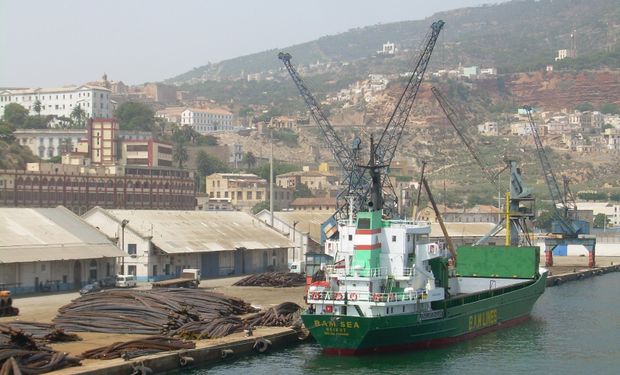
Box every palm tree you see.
[173,140,189,169]
[33,100,42,117]
[70,106,86,128]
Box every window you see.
[128,265,137,276]
[127,243,137,255]
[247,191,253,200]
[392,235,397,242]
[348,235,353,241]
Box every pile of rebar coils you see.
[0,323,81,374]
[53,289,258,335]
[80,336,195,360]
[232,272,306,287]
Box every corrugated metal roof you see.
[0,244,124,263]
[97,209,292,254]
[0,207,124,263]
[273,211,333,242]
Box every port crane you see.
[431,87,535,246]
[279,20,444,236]
[523,106,596,266]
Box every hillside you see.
[169,0,620,83]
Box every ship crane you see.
[279,20,444,227]
[524,106,596,266]
[432,87,535,246]
[278,52,367,222]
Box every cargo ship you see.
[301,169,547,355]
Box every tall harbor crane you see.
[432,87,534,246]
[524,106,596,266]
[279,20,444,229]
[278,52,367,222]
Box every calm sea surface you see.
[185,272,620,375]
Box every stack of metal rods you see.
[80,336,195,360]
[1,322,80,343]
[170,316,245,340]
[244,302,302,327]
[53,289,257,335]
[0,324,81,374]
[233,272,306,287]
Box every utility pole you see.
[269,125,274,227]
[120,219,129,275]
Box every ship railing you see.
[325,266,388,278]
[387,219,431,227]
[307,290,429,303]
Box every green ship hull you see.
[302,271,547,355]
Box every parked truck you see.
[151,269,201,289]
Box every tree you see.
[115,102,155,131]
[294,182,313,199]
[610,192,620,202]
[173,140,188,168]
[575,102,594,112]
[2,103,29,128]
[33,100,42,117]
[599,102,619,115]
[0,121,16,143]
[251,200,280,214]
[535,208,555,232]
[244,151,257,169]
[70,106,87,128]
[576,191,607,201]
[593,213,609,229]
[196,150,230,177]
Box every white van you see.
[115,274,137,288]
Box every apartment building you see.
[206,173,293,211]
[0,85,113,118]
[121,140,173,167]
[181,107,234,134]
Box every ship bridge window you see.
[348,235,353,241]
[392,235,397,242]
[358,218,370,229]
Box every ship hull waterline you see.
[301,271,547,355]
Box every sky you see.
[0,0,498,88]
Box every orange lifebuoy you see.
[335,292,344,300]
[348,293,358,301]
[372,293,382,302]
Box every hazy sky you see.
[0,0,496,88]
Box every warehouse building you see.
[0,207,124,294]
[82,208,292,281]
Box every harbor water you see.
[187,272,620,375]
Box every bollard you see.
[545,250,553,267]
[588,249,595,268]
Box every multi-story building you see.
[155,106,186,125]
[0,85,113,119]
[13,129,86,159]
[603,128,620,151]
[121,140,173,167]
[181,107,234,134]
[276,170,337,193]
[269,116,298,131]
[580,111,605,130]
[88,118,118,165]
[206,173,293,211]
[0,164,195,215]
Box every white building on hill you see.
[181,107,234,134]
[0,85,113,119]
